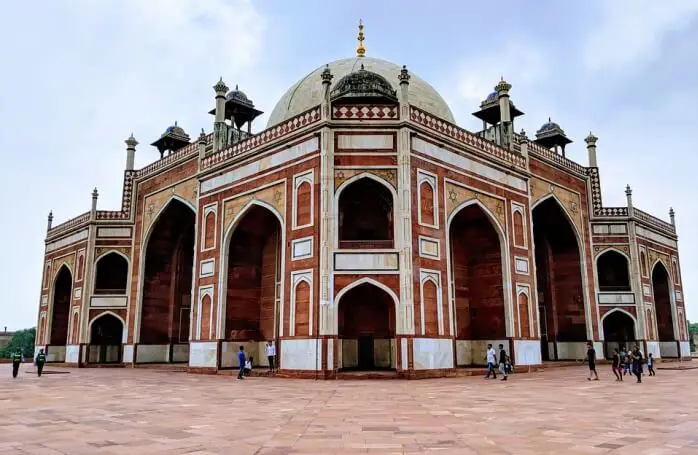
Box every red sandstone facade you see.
[35,52,690,378]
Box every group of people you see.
[10,348,46,378]
[587,342,655,383]
[236,340,277,380]
[485,343,513,380]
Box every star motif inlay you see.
[336,171,345,180]
[448,190,458,203]
[146,203,155,218]
[273,190,283,203]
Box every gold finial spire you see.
[356,19,366,57]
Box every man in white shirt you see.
[265,340,276,373]
[485,344,497,379]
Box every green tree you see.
[1,327,36,359]
[689,321,698,352]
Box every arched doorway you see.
[338,177,394,249]
[94,252,129,294]
[338,282,396,370]
[652,262,676,357]
[596,250,631,292]
[532,197,586,360]
[449,203,506,366]
[602,310,635,359]
[140,199,195,363]
[48,265,72,361]
[89,314,124,364]
[224,204,282,366]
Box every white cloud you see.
[583,0,698,71]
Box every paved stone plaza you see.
[1,364,697,454]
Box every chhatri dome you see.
[266,21,455,128]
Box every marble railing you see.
[47,212,90,238]
[597,207,628,217]
[135,134,209,179]
[201,107,321,170]
[409,106,527,169]
[634,208,675,234]
[526,141,587,175]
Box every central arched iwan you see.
[338,176,394,249]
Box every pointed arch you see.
[88,310,126,342]
[291,277,312,337]
[420,276,440,337]
[651,260,677,343]
[218,198,286,338]
[334,172,397,249]
[446,198,514,338]
[48,264,73,348]
[335,277,400,310]
[88,311,125,364]
[595,247,632,292]
[93,250,130,295]
[135,196,196,348]
[600,307,637,326]
[531,194,593,350]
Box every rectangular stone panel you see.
[97,227,132,238]
[636,225,677,249]
[413,338,453,370]
[598,292,635,304]
[418,236,439,259]
[91,296,128,308]
[334,252,399,271]
[292,237,313,260]
[337,134,393,150]
[46,229,88,252]
[199,259,215,278]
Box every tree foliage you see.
[1,327,36,359]
[689,321,698,352]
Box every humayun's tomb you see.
[35,23,690,378]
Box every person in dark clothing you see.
[611,348,622,381]
[586,342,599,381]
[35,349,46,377]
[498,344,508,381]
[631,346,644,383]
[237,345,246,380]
[11,349,22,378]
[647,353,656,376]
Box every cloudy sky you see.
[1,0,696,332]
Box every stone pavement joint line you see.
[2,364,698,454]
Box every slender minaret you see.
[47,211,53,231]
[91,187,99,220]
[495,78,513,149]
[585,132,598,167]
[519,129,529,161]
[398,65,410,119]
[321,65,333,120]
[625,184,633,216]
[125,133,138,171]
[669,207,676,226]
[213,77,229,152]
[197,128,207,161]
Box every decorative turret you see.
[47,211,53,231]
[585,132,598,167]
[534,117,573,156]
[197,128,207,161]
[330,64,398,103]
[91,187,99,220]
[208,83,263,143]
[321,65,333,120]
[125,133,138,171]
[669,207,675,226]
[150,121,191,159]
[472,79,524,148]
[213,77,229,152]
[398,65,410,117]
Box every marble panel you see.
[413,338,453,370]
[172,344,189,363]
[46,229,88,252]
[334,252,399,271]
[280,339,319,370]
[412,137,527,191]
[659,341,678,358]
[341,339,358,369]
[598,293,635,305]
[374,338,395,369]
[555,342,588,360]
[199,259,215,278]
[189,342,218,368]
[513,340,542,365]
[636,225,677,249]
[122,344,134,363]
[646,341,661,359]
[136,345,168,363]
[337,134,393,150]
[220,341,264,368]
[47,346,66,363]
[456,339,508,366]
[327,338,334,370]
[292,237,313,260]
[65,345,80,364]
[418,236,439,259]
[680,341,691,358]
[515,257,529,274]
[91,296,128,308]
[97,227,132,238]
[401,338,408,370]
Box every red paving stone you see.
[1,363,697,454]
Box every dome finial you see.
[356,19,366,57]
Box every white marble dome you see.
[266,57,455,128]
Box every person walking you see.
[585,342,599,381]
[265,340,276,373]
[631,346,644,383]
[647,353,656,376]
[485,344,497,379]
[611,348,622,381]
[237,346,246,380]
[498,344,508,381]
[35,349,46,377]
[11,349,23,378]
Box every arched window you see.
[204,211,216,250]
[419,181,435,226]
[294,280,311,336]
[422,279,439,336]
[596,250,631,292]
[94,253,129,295]
[338,177,394,249]
[513,210,525,247]
[640,250,648,277]
[296,181,312,227]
